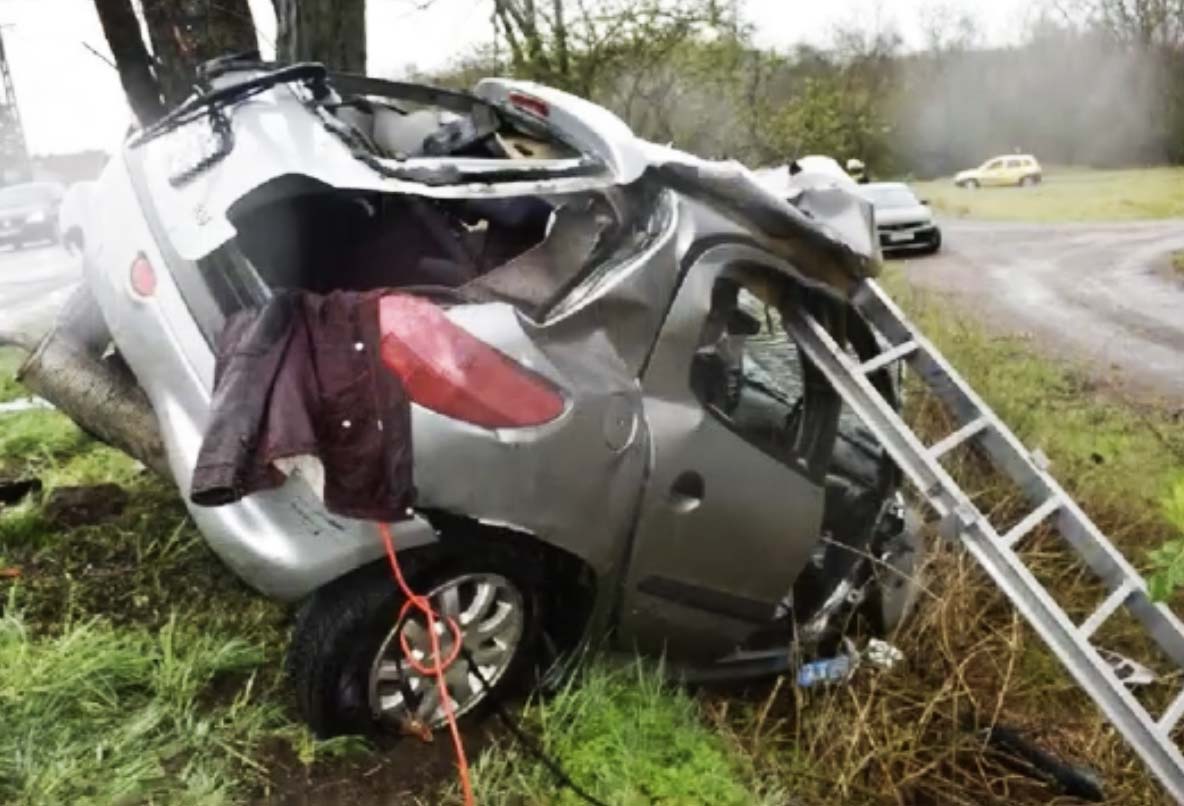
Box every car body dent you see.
[619,242,828,660]
[83,65,883,659]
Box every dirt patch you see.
[43,483,128,527]
[0,477,41,506]
[254,722,506,805]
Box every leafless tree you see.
[139,0,259,104]
[487,0,724,97]
[1083,0,1184,46]
[273,0,366,72]
[92,0,165,124]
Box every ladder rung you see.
[797,280,1184,799]
[1160,687,1184,734]
[859,340,919,375]
[1079,581,1134,639]
[928,416,990,460]
[1001,496,1062,549]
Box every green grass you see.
[0,347,28,404]
[0,598,276,804]
[1172,250,1184,277]
[0,407,349,803]
[463,660,782,806]
[911,166,1184,221]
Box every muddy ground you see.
[896,218,1184,407]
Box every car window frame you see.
[685,264,842,483]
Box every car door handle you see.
[669,471,704,513]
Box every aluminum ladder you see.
[782,278,1184,802]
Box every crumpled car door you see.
[617,244,830,663]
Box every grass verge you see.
[462,660,782,806]
[0,598,274,804]
[911,166,1184,221]
[0,409,351,803]
[0,346,28,404]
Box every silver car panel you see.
[85,69,880,647]
[412,302,648,576]
[83,156,436,603]
[617,243,826,660]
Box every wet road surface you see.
[0,243,81,343]
[894,218,1184,405]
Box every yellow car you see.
[954,154,1042,188]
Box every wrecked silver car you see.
[74,59,921,735]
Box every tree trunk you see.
[93,0,166,124]
[8,287,171,481]
[274,0,366,72]
[140,0,259,105]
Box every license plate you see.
[888,231,913,243]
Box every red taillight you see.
[130,253,157,297]
[508,91,549,119]
[378,294,565,428]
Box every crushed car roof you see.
[128,62,879,297]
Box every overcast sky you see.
[0,0,1027,156]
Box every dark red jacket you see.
[190,290,414,522]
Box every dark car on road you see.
[858,182,941,255]
[0,181,64,250]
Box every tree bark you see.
[92,0,166,124]
[7,287,171,481]
[274,0,366,72]
[140,0,259,105]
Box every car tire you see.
[287,544,541,738]
[1019,175,1036,187]
[921,231,942,255]
[960,179,979,189]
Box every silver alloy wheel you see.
[368,572,525,728]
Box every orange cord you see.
[379,522,475,806]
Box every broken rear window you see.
[194,174,668,328]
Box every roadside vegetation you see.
[2,273,1182,803]
[0,347,27,403]
[912,167,1184,222]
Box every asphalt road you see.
[0,242,82,344]
[894,218,1184,406]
